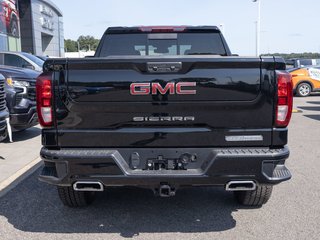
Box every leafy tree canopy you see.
[64,39,77,52]
[262,52,320,59]
[64,36,100,52]
[77,35,100,51]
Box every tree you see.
[64,36,100,52]
[64,39,77,52]
[77,35,100,51]
[261,52,320,59]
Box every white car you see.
[0,51,44,72]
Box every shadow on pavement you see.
[0,170,242,238]
[304,115,320,121]
[2,126,41,143]
[307,101,320,105]
[297,106,320,112]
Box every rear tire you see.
[57,186,96,208]
[234,184,273,207]
[296,82,312,97]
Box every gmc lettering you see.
[130,82,197,95]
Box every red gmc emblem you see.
[130,82,197,95]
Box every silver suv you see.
[0,52,44,72]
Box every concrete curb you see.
[0,157,42,198]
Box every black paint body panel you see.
[42,56,287,148]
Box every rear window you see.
[98,33,227,57]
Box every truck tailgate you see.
[52,56,277,147]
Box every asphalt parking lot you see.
[0,95,319,240]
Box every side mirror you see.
[22,64,35,70]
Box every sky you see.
[53,0,320,56]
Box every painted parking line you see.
[292,109,303,113]
[0,157,42,198]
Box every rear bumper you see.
[39,147,291,188]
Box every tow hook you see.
[158,184,176,197]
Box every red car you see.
[0,0,19,37]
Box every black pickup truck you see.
[38,26,293,208]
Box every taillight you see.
[36,73,53,127]
[276,71,293,127]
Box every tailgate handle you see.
[147,62,182,73]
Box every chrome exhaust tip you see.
[225,181,256,191]
[73,181,104,192]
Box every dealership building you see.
[0,0,64,57]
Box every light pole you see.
[219,23,225,36]
[253,0,261,57]
[77,41,81,57]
